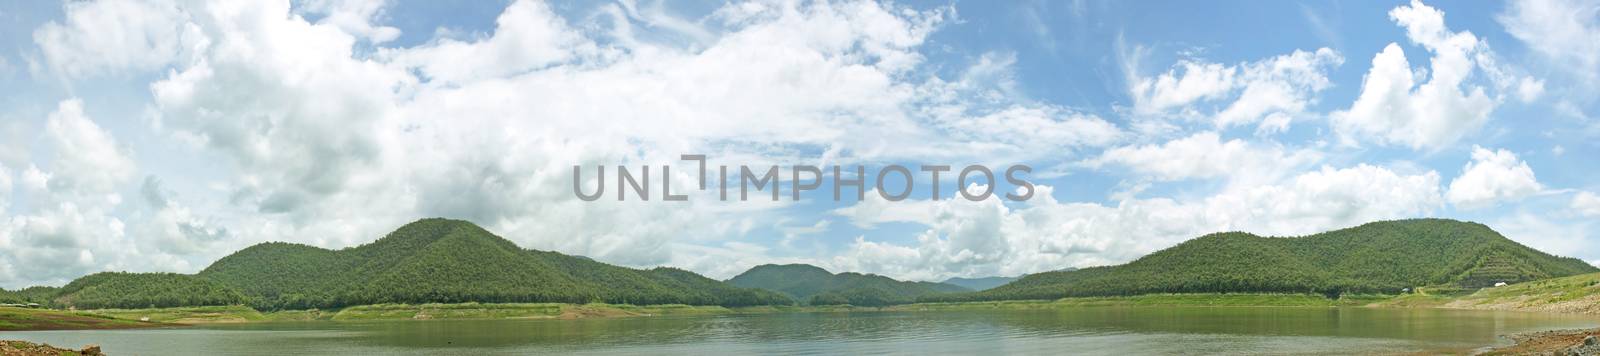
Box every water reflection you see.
[2,307,1596,355]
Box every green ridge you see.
[926,219,1597,302]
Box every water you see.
[3,307,1597,355]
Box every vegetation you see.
[83,305,266,324]
[942,277,1019,291]
[53,272,246,309]
[895,293,1391,311]
[925,219,1597,303]
[728,264,970,306]
[0,286,60,305]
[1434,272,1600,314]
[195,218,791,310]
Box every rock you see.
[1586,335,1597,346]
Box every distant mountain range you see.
[924,219,1598,303]
[941,277,1018,291]
[728,264,970,306]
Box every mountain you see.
[942,277,1018,291]
[53,272,245,309]
[0,286,60,305]
[195,218,792,309]
[925,219,1598,302]
[35,218,791,310]
[728,264,970,306]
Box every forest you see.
[15,219,791,310]
[922,219,1598,302]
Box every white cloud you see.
[7,0,1136,287]
[1086,131,1322,188]
[831,164,1442,281]
[41,100,137,198]
[1,100,140,287]
[1331,0,1503,149]
[0,163,11,215]
[1446,146,1542,209]
[32,0,200,78]
[1498,0,1600,80]
[1128,48,1342,134]
[1572,191,1600,217]
[296,0,401,44]
[382,0,593,83]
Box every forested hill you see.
[728,264,970,306]
[925,219,1598,302]
[34,218,792,310]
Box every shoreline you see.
[7,293,1600,354]
[1479,328,1600,355]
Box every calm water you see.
[3,307,1598,355]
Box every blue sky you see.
[0,0,1597,288]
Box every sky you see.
[1,0,1598,289]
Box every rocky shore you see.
[1,340,104,356]
[1481,328,1600,355]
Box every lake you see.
[3,307,1597,355]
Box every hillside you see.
[28,219,790,310]
[195,218,792,309]
[52,272,245,309]
[942,277,1018,291]
[1437,272,1600,314]
[926,219,1597,302]
[728,264,970,306]
[0,286,59,305]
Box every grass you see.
[331,303,564,320]
[894,293,1395,311]
[83,305,265,324]
[0,307,155,331]
[1440,272,1600,314]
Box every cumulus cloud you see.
[1128,47,1342,134]
[1331,0,1533,149]
[40,100,138,198]
[32,0,199,78]
[2,0,1142,287]
[1446,146,1542,209]
[830,164,1442,281]
[0,100,139,287]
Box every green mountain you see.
[0,286,60,305]
[196,218,792,309]
[926,219,1598,302]
[727,264,970,306]
[53,272,245,309]
[36,218,791,310]
[942,276,1018,291]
